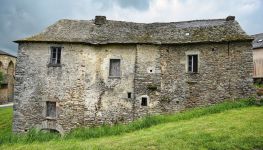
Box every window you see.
[50,47,61,64]
[141,97,148,106]
[46,102,56,118]
[0,84,8,89]
[127,92,132,99]
[109,59,120,77]
[188,55,198,73]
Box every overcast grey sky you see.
[0,0,262,55]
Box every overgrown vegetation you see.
[254,83,263,88]
[0,98,262,149]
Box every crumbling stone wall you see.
[13,43,136,133]
[82,44,136,126]
[159,41,255,109]
[133,44,163,117]
[13,41,255,134]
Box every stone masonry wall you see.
[159,41,255,109]
[13,43,136,134]
[82,44,136,126]
[13,41,255,134]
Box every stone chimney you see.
[226,16,235,21]
[95,16,106,25]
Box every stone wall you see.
[0,54,16,104]
[13,43,136,133]
[159,41,255,109]
[13,41,255,134]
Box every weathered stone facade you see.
[13,16,255,134]
[0,50,16,104]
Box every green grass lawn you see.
[0,107,13,136]
[0,100,262,150]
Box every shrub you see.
[247,97,257,105]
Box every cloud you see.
[0,0,262,55]
[91,0,150,11]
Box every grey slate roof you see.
[252,33,263,49]
[15,16,252,44]
[0,50,16,58]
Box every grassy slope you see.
[0,107,13,136]
[0,105,263,149]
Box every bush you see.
[254,83,263,88]
[247,97,257,105]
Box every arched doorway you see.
[7,61,14,102]
[0,61,3,81]
[0,61,3,73]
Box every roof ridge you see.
[0,49,16,57]
[253,33,263,37]
[56,18,226,25]
[15,16,252,44]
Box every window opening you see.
[50,47,61,64]
[127,92,132,99]
[46,101,56,118]
[188,55,198,73]
[141,97,148,106]
[109,59,120,77]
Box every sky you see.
[0,0,262,55]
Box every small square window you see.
[46,101,56,118]
[127,92,132,99]
[109,59,121,77]
[188,55,198,73]
[141,97,148,106]
[50,47,61,65]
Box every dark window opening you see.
[46,101,56,118]
[41,129,60,134]
[109,59,121,77]
[188,55,198,73]
[127,92,132,99]
[141,97,148,106]
[0,84,8,89]
[150,70,153,72]
[50,47,61,64]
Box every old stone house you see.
[0,50,16,104]
[252,33,263,83]
[13,16,255,134]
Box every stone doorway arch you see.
[7,61,14,102]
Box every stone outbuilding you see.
[13,16,255,134]
[0,50,16,104]
[252,33,263,83]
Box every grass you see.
[0,99,262,149]
[0,107,13,136]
